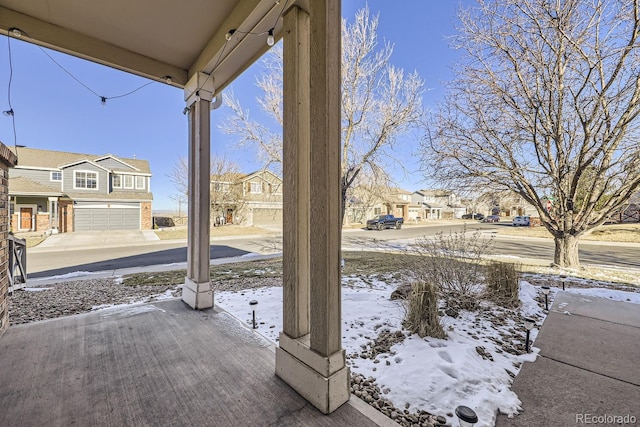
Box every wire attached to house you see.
[3,27,156,108]
[3,32,18,152]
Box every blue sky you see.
[0,1,470,211]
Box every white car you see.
[512,216,530,226]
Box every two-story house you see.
[9,147,153,233]
[412,189,467,219]
[211,169,282,227]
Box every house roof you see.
[9,176,63,196]
[9,147,151,174]
[416,189,454,197]
[240,169,282,183]
[391,188,413,195]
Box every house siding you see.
[63,163,108,194]
[95,158,137,171]
[11,168,62,190]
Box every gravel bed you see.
[8,279,181,325]
[8,276,282,326]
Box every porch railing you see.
[8,234,27,292]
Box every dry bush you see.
[410,226,493,310]
[485,261,521,308]
[403,281,446,339]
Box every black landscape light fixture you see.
[455,405,478,427]
[249,300,258,329]
[523,317,536,353]
[560,275,566,291]
[541,286,550,310]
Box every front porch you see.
[0,298,385,426]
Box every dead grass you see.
[121,250,640,291]
[25,236,47,248]
[123,257,284,286]
[154,225,275,240]
[495,223,640,243]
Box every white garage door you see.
[252,208,282,227]
[74,203,140,231]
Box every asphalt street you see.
[26,223,640,277]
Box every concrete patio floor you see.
[0,299,390,427]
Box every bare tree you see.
[346,169,392,224]
[424,0,640,267]
[169,155,244,225]
[221,5,425,223]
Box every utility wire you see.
[4,33,18,152]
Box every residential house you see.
[9,147,152,233]
[413,189,466,219]
[211,170,282,227]
[345,187,413,224]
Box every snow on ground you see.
[215,275,639,427]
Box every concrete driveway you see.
[34,230,160,251]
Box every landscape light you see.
[523,317,536,353]
[560,275,566,291]
[455,405,478,427]
[541,286,550,311]
[249,300,258,329]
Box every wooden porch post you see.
[276,0,349,414]
[182,72,214,310]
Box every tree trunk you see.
[553,234,580,267]
[340,182,348,228]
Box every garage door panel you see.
[74,204,140,231]
[253,208,282,226]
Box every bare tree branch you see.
[424,0,640,267]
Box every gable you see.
[94,156,139,171]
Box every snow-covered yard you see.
[215,273,640,427]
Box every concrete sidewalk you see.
[33,229,160,251]
[497,292,640,426]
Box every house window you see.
[74,171,98,189]
[124,175,134,189]
[112,175,122,188]
[50,171,62,182]
[214,182,230,192]
[135,176,145,189]
[250,182,262,193]
[374,207,382,215]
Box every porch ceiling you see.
[0,0,298,92]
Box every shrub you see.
[485,261,521,307]
[409,226,493,310]
[403,280,446,339]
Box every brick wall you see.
[10,213,17,233]
[36,213,49,232]
[141,202,152,229]
[59,200,73,233]
[0,142,18,337]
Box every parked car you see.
[482,215,500,223]
[512,216,531,226]
[461,213,485,220]
[366,214,404,230]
